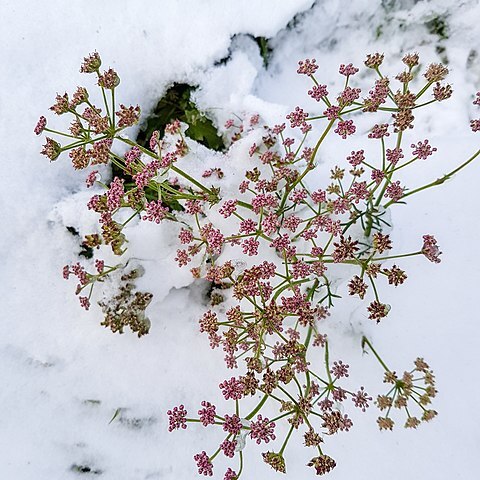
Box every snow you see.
[1,0,480,479]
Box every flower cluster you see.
[371,352,438,430]
[37,52,480,477]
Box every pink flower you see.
[422,234,441,263]
[330,360,349,379]
[470,119,480,132]
[242,237,259,256]
[239,219,257,234]
[167,405,187,432]
[249,415,276,444]
[338,86,361,106]
[348,181,370,203]
[185,199,203,215]
[106,177,124,211]
[198,401,216,427]
[384,180,404,202]
[220,439,237,458]
[178,228,194,244]
[352,387,372,412]
[346,150,364,166]
[339,63,359,76]
[283,215,301,232]
[371,169,385,184]
[219,377,244,400]
[85,170,99,188]
[335,120,356,139]
[224,468,237,480]
[411,140,437,159]
[249,143,258,156]
[200,223,224,254]
[308,84,328,101]
[223,414,242,435]
[367,301,390,323]
[292,260,311,279]
[386,147,404,165]
[175,249,191,267]
[149,130,160,150]
[286,106,309,128]
[251,194,278,213]
[71,263,88,285]
[41,137,61,161]
[34,116,47,135]
[193,451,213,476]
[50,93,69,115]
[323,105,341,120]
[116,104,140,128]
[142,200,168,223]
[363,78,389,112]
[290,188,308,204]
[219,200,237,218]
[63,265,70,280]
[79,296,90,310]
[165,119,181,134]
[297,58,318,76]
[250,113,260,125]
[98,68,120,89]
[133,161,159,189]
[80,52,101,73]
[368,123,389,139]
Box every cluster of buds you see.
[37,52,480,477]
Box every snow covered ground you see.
[1,0,479,478]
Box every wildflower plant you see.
[37,51,480,477]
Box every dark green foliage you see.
[426,15,449,40]
[254,36,273,67]
[136,83,224,151]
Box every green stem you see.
[362,336,390,372]
[44,128,79,139]
[385,148,480,207]
[415,81,434,101]
[170,164,215,196]
[324,341,333,383]
[245,394,268,420]
[279,425,295,455]
[371,251,420,262]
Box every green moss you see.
[136,83,224,151]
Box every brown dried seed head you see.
[377,416,394,430]
[422,409,438,422]
[365,52,384,68]
[405,417,421,429]
[424,63,449,82]
[402,52,420,68]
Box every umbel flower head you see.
[80,51,101,73]
[41,137,61,161]
[262,451,286,473]
[307,455,336,475]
